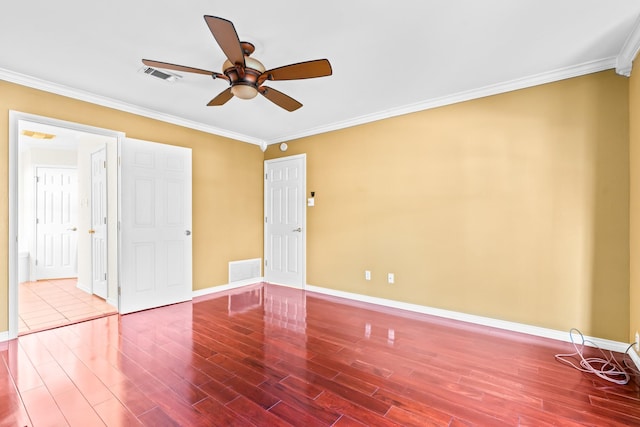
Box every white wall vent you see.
[229,258,262,284]
[139,66,181,82]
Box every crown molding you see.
[616,13,640,77]
[0,68,265,146]
[266,57,617,144]
[0,57,619,147]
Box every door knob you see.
[67,227,77,231]
[185,230,192,236]
[88,229,95,234]
[292,227,302,232]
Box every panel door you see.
[264,155,306,288]
[35,167,78,279]
[91,147,108,299]
[120,138,192,314]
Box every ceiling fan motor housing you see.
[223,56,265,99]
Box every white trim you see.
[629,349,640,373]
[616,13,640,77]
[304,284,631,354]
[8,112,19,339]
[77,281,91,293]
[264,58,617,144]
[192,278,264,298]
[1,58,618,147]
[0,68,264,146]
[0,331,9,343]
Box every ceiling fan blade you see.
[142,59,227,79]
[207,87,234,106]
[262,59,332,82]
[204,15,245,67]
[259,86,303,112]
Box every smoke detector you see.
[139,66,182,82]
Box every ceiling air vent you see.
[139,66,181,82]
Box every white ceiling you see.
[2,1,640,147]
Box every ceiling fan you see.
[142,15,332,112]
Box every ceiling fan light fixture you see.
[231,84,259,99]
[223,54,265,100]
[143,16,332,111]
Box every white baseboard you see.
[76,281,91,293]
[304,284,633,355]
[192,277,264,298]
[107,297,118,308]
[0,331,8,343]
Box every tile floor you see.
[18,278,118,335]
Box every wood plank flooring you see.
[1,282,639,426]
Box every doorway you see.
[9,112,122,337]
[264,154,307,288]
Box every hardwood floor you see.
[1,282,639,426]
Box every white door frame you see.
[8,111,125,339]
[263,153,307,288]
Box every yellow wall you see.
[1,70,633,342]
[631,63,640,348]
[0,81,264,333]
[266,70,630,341]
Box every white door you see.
[120,138,192,314]
[35,167,78,279]
[91,147,108,299]
[264,154,306,288]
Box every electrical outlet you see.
[365,270,371,281]
[388,273,394,284]
[635,331,639,352]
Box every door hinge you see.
[265,216,268,223]
[118,287,121,296]
[104,273,107,280]
[265,173,268,180]
[103,160,107,169]
[35,176,39,183]
[35,259,38,266]
[104,217,107,224]
[265,259,268,267]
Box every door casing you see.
[8,111,125,339]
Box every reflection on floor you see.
[19,278,117,335]
[3,282,640,426]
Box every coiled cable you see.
[554,328,633,385]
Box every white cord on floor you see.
[554,328,631,385]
